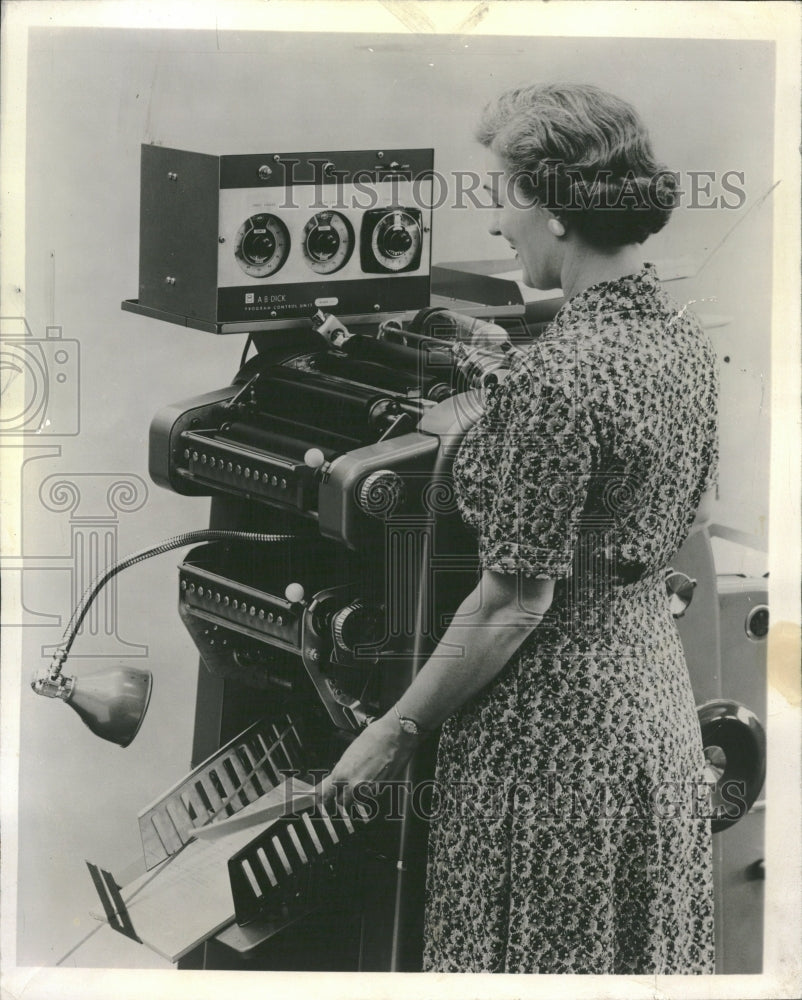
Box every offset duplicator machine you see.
[107,145,767,971]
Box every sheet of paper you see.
[90,777,315,961]
[193,785,318,840]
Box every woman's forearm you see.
[393,574,552,731]
[319,571,554,808]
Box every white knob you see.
[304,447,326,470]
[284,582,305,604]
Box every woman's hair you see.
[476,83,678,247]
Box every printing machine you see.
[86,143,768,971]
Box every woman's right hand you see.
[317,711,420,812]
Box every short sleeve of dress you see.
[470,343,599,579]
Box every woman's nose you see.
[487,210,502,236]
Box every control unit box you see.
[127,144,435,333]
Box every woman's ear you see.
[547,217,566,237]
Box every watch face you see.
[398,716,419,736]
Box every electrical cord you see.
[57,529,297,663]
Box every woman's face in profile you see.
[483,151,563,291]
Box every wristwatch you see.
[393,703,427,737]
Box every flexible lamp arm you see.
[32,529,297,700]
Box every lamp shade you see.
[66,665,153,747]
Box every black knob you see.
[427,382,453,403]
[243,228,276,264]
[698,700,766,833]
[331,601,384,654]
[745,604,769,640]
[383,226,412,256]
[308,228,340,260]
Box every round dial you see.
[371,210,422,272]
[234,213,290,278]
[745,604,769,640]
[302,211,354,274]
[331,601,384,654]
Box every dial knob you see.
[302,211,355,274]
[331,601,384,654]
[243,228,276,263]
[234,213,290,278]
[427,381,453,403]
[364,208,423,273]
[745,604,769,640]
[383,225,412,256]
[308,228,339,258]
[358,469,405,518]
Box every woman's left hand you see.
[318,712,420,812]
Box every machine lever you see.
[223,373,261,413]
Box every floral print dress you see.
[422,265,718,974]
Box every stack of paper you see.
[90,777,316,961]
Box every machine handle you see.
[698,700,767,834]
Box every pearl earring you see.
[547,218,565,237]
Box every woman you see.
[320,83,718,974]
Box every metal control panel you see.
[130,145,434,332]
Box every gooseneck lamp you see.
[31,529,296,747]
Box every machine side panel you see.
[139,145,220,323]
[149,388,236,493]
